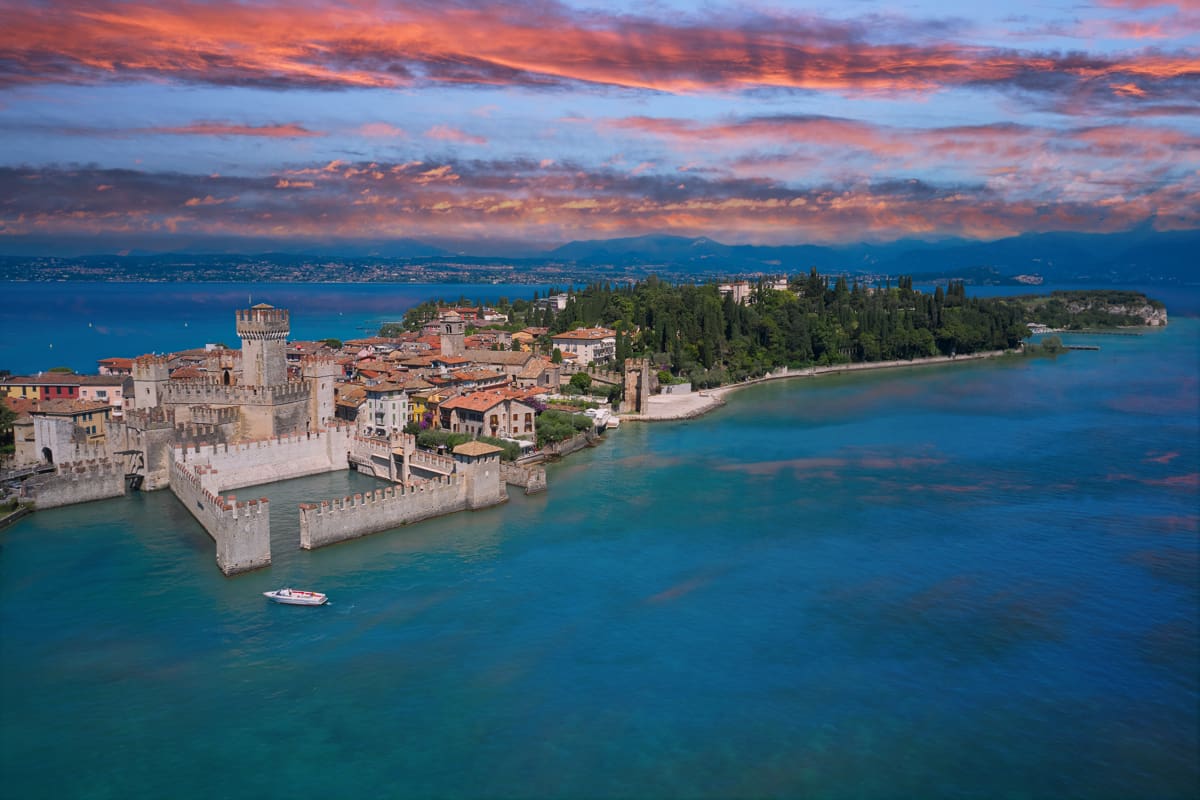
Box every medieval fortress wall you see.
[173,426,357,492]
[300,450,506,550]
[23,459,126,509]
[300,477,465,549]
[169,458,271,575]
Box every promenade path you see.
[626,349,1008,422]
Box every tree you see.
[569,372,593,392]
[322,338,343,349]
[551,348,563,364]
[0,402,16,438]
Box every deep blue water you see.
[2,299,1197,797]
[0,282,563,375]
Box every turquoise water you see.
[2,316,1196,797]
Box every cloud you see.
[183,194,236,206]
[147,121,323,137]
[358,122,408,138]
[424,125,488,145]
[3,157,1196,247]
[0,0,1195,112]
[603,113,1200,199]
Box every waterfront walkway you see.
[626,349,1009,422]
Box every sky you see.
[1,0,1198,255]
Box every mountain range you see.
[2,228,1196,284]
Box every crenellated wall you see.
[173,425,356,492]
[22,459,126,509]
[161,379,310,408]
[300,452,507,550]
[170,458,271,575]
[299,477,467,549]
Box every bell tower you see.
[440,311,465,357]
[237,304,289,387]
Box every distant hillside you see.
[548,229,1200,284]
[2,228,1195,283]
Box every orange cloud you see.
[1110,82,1148,97]
[0,0,1195,102]
[3,157,1197,247]
[149,121,322,137]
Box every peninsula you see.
[1,274,1167,570]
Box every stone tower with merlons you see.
[238,303,289,386]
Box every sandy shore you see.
[623,349,1010,422]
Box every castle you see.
[21,304,513,576]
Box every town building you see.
[551,327,617,365]
[439,390,537,440]
[361,381,410,437]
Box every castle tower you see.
[452,441,506,509]
[132,355,171,410]
[302,356,341,431]
[621,357,652,414]
[237,304,289,387]
[439,311,465,357]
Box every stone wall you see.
[170,458,271,575]
[501,462,547,494]
[173,426,355,492]
[23,459,126,509]
[299,477,466,550]
[543,432,596,459]
[300,454,507,550]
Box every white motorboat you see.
[263,588,328,606]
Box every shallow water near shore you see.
[2,320,1198,798]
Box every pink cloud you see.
[149,121,322,138]
[358,122,408,138]
[425,125,488,145]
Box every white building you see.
[361,382,410,437]
[550,327,617,365]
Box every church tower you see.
[237,304,289,387]
[439,311,465,357]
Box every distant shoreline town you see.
[0,274,1167,574]
[4,229,1198,287]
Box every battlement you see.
[59,442,113,463]
[132,356,171,382]
[301,354,342,371]
[350,434,395,459]
[170,458,269,518]
[174,426,353,463]
[161,379,310,407]
[22,457,126,509]
[170,458,272,574]
[409,448,457,474]
[176,421,228,448]
[300,477,459,518]
[190,406,240,425]
[55,458,124,480]
[124,407,177,429]
[299,475,470,550]
[236,306,290,339]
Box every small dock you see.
[1065,345,1101,351]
